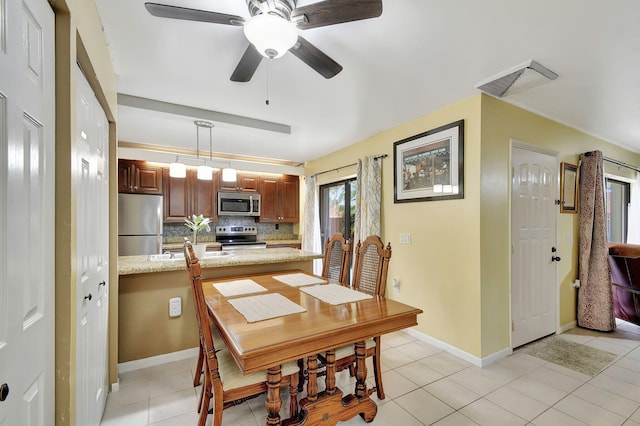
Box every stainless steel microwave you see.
[217,192,261,217]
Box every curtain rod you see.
[311,154,388,178]
[604,156,640,173]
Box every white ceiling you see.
[95,0,640,166]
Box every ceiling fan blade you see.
[293,0,382,30]
[230,45,263,82]
[289,36,343,79]
[144,3,244,26]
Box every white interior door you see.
[511,145,558,348]
[0,0,55,424]
[75,65,109,426]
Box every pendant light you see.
[169,158,187,178]
[222,166,237,182]
[169,120,237,181]
[194,120,213,181]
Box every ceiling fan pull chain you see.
[265,59,271,106]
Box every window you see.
[606,178,630,243]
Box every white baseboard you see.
[118,347,199,375]
[404,328,511,367]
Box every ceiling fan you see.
[144,0,382,82]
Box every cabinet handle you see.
[99,280,106,287]
[84,293,93,301]
[134,186,138,190]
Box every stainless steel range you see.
[215,225,267,250]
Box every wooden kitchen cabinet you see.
[118,159,163,194]
[218,172,260,192]
[162,168,218,222]
[259,174,299,223]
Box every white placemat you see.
[228,293,307,323]
[300,284,373,305]
[213,279,268,297]
[272,273,327,287]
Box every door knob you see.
[0,383,9,402]
[552,256,561,262]
[84,293,93,301]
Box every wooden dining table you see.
[202,270,423,426]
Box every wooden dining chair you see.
[184,245,205,390]
[184,240,300,426]
[321,233,352,286]
[321,235,392,399]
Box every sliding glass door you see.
[606,178,630,243]
[319,178,357,247]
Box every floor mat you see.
[523,335,617,376]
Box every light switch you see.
[169,297,182,317]
[399,233,411,244]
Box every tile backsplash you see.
[163,216,296,243]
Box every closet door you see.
[75,65,109,425]
[0,0,55,424]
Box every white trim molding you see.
[404,328,512,368]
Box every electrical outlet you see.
[399,233,411,244]
[392,278,400,293]
[169,297,182,317]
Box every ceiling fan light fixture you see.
[243,14,297,59]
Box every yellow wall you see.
[305,96,484,356]
[480,95,640,355]
[306,94,640,360]
[51,0,117,424]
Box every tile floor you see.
[101,320,640,426]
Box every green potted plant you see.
[184,214,211,259]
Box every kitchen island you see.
[114,248,322,377]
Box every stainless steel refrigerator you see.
[118,193,163,256]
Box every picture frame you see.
[560,162,578,213]
[393,120,464,203]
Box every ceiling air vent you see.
[475,60,558,98]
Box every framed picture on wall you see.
[393,120,464,203]
[560,162,578,213]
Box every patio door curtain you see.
[302,174,323,274]
[577,150,615,331]
[354,156,382,244]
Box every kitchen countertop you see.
[118,247,321,276]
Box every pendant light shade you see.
[222,167,237,182]
[169,161,186,178]
[197,165,213,180]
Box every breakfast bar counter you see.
[117,247,320,275]
[112,248,323,377]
